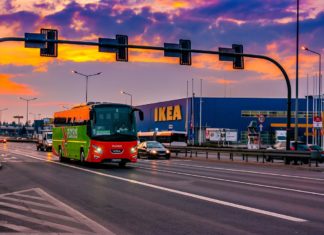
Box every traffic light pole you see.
[0,36,292,149]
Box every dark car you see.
[308,145,324,163]
[137,141,170,159]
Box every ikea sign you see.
[154,105,182,122]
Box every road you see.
[1,142,324,234]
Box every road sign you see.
[99,35,128,62]
[164,39,192,65]
[258,114,265,123]
[259,124,263,131]
[313,116,322,128]
[219,47,235,61]
[219,44,244,69]
[25,33,46,48]
[164,43,180,57]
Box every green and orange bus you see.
[52,102,143,167]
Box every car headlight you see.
[150,150,157,154]
[166,150,170,154]
[92,145,103,154]
[130,146,137,154]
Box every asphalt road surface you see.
[1,142,324,235]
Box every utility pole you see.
[20,97,37,126]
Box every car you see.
[0,138,7,143]
[289,142,309,151]
[308,145,324,163]
[137,141,171,159]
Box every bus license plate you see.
[111,159,121,163]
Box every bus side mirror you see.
[131,108,144,121]
[90,110,96,124]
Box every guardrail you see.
[6,138,37,143]
[169,146,323,167]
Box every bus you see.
[137,130,187,146]
[52,102,143,167]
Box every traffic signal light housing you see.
[179,39,191,65]
[116,35,128,62]
[40,29,58,57]
[99,35,128,62]
[232,44,244,69]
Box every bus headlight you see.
[92,145,103,154]
[166,150,170,154]
[130,146,137,154]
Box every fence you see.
[169,146,322,167]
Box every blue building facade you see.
[136,97,314,144]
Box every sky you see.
[0,0,323,123]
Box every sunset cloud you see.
[0,74,37,95]
[0,0,323,120]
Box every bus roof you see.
[54,102,132,123]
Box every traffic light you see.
[116,35,128,62]
[232,44,244,69]
[99,35,128,62]
[164,39,192,66]
[40,29,58,57]
[179,39,191,65]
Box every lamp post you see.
[302,46,322,146]
[0,108,8,125]
[294,0,300,147]
[120,90,133,106]
[72,70,102,103]
[20,97,37,126]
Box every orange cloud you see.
[216,79,238,85]
[0,74,37,95]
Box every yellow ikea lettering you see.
[166,106,173,121]
[154,105,182,122]
[158,107,166,121]
[173,105,182,120]
[154,108,158,122]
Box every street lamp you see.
[0,108,8,125]
[72,70,102,103]
[20,97,37,126]
[120,90,133,106]
[302,46,322,100]
[302,46,322,145]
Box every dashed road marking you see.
[0,188,114,234]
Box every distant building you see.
[136,97,313,144]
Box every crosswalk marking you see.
[0,188,114,234]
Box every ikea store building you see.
[136,97,314,144]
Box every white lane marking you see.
[35,188,114,235]
[11,150,307,223]
[12,193,47,201]
[137,166,324,197]
[0,188,114,234]
[139,161,324,182]
[0,201,77,223]
[0,196,65,211]
[0,209,87,234]
[0,221,37,233]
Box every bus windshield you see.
[91,106,137,140]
